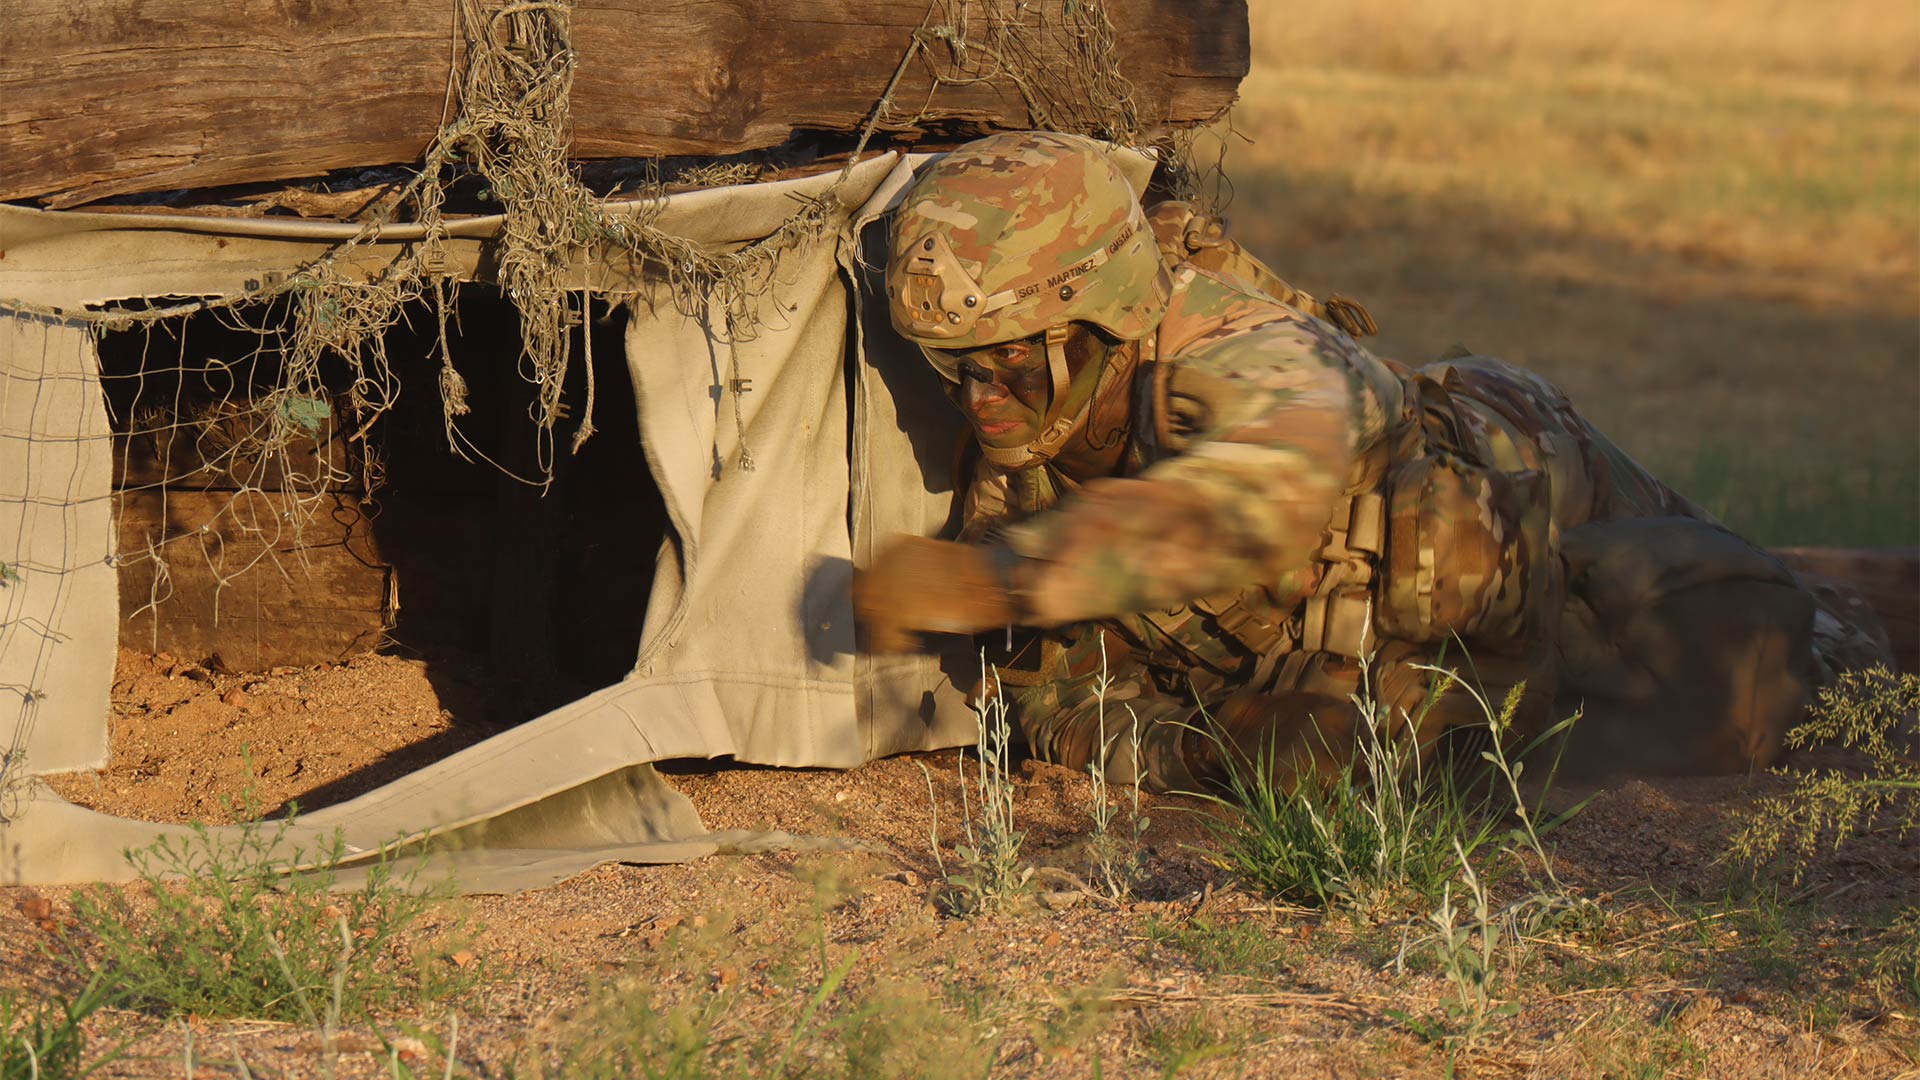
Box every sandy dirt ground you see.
[8,649,1917,1078]
[44,649,516,825]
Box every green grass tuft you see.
[1144,916,1292,981]
[62,814,475,1023]
[926,653,1034,916]
[0,976,124,1080]
[1191,658,1569,914]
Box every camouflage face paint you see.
[929,336,1054,447]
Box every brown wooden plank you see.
[115,489,394,669]
[0,1,1248,206]
[1773,546,1920,675]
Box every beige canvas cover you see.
[0,148,1155,891]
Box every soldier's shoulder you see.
[1162,265,1293,324]
[1160,270,1406,440]
[1164,272,1363,375]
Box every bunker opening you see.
[47,289,666,822]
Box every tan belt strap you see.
[1297,489,1387,661]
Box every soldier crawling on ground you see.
[854,131,1887,792]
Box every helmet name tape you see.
[993,220,1136,311]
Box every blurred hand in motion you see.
[853,536,1017,654]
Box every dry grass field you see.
[1224,0,1920,545]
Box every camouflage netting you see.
[5,0,1199,498]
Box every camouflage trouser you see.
[1005,626,1552,794]
[1010,529,1820,791]
[1006,357,1835,789]
[1440,358,1828,777]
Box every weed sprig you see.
[934,653,1035,915]
[1084,633,1150,903]
[1728,666,1920,876]
[0,976,125,1079]
[62,815,473,1023]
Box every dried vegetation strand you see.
[1728,666,1920,877]
[914,0,1143,144]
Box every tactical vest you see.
[1120,367,1559,697]
[979,204,1563,716]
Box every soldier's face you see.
[931,335,1054,447]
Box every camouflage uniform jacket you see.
[958,234,1713,702]
[960,262,1412,696]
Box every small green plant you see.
[1724,887,1807,990]
[1565,1007,1710,1080]
[1868,907,1920,1005]
[1728,666,1919,876]
[1139,1012,1237,1078]
[1388,841,1524,1062]
[927,653,1033,915]
[1144,916,1291,981]
[1193,652,1499,913]
[0,975,124,1079]
[1725,665,1919,1007]
[542,968,1002,1080]
[1413,665,1588,897]
[63,813,473,1022]
[543,981,728,1079]
[1085,633,1150,903]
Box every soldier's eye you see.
[993,344,1032,366]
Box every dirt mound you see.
[44,648,512,823]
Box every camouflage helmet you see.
[887,131,1170,350]
[887,132,1171,468]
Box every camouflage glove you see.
[853,536,1019,654]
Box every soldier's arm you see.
[998,317,1383,626]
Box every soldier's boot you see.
[1782,564,1901,683]
[1010,649,1386,795]
[1005,664,1273,794]
[1006,651,1178,784]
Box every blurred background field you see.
[1221,0,1919,545]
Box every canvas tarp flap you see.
[0,158,918,890]
[0,314,117,775]
[0,145,1153,891]
[621,241,863,765]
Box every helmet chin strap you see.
[978,325,1087,470]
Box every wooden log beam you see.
[0,1,1248,207]
[1773,547,1920,675]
